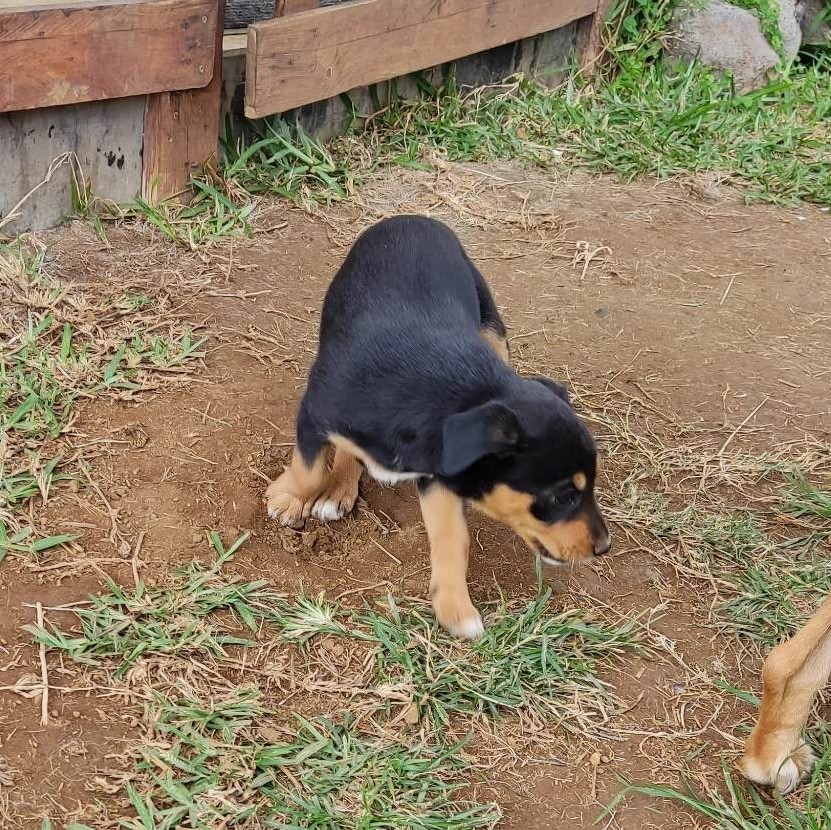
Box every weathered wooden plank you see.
[245,0,597,118]
[0,96,144,232]
[141,0,226,201]
[0,0,217,113]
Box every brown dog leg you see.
[311,446,361,521]
[740,591,831,792]
[419,483,484,640]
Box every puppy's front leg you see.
[418,482,484,640]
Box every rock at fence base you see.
[779,0,805,55]
[797,0,831,45]
[666,0,802,92]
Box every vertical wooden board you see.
[245,0,597,117]
[534,20,581,86]
[578,0,614,73]
[0,96,144,232]
[142,0,226,201]
[0,0,217,112]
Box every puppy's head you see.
[439,376,610,564]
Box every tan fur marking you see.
[741,591,831,792]
[573,472,588,491]
[317,447,362,515]
[480,326,510,365]
[419,484,483,639]
[329,435,381,471]
[472,484,595,563]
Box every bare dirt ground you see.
[1,161,830,829]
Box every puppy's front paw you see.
[265,474,313,529]
[432,592,484,640]
[311,478,359,522]
[740,740,814,793]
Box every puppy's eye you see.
[553,488,579,507]
[532,488,579,523]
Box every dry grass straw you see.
[0,234,210,562]
[32,533,646,828]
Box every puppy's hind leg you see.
[740,591,831,792]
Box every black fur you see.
[297,215,602,531]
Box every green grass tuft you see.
[31,534,641,733]
[222,119,353,206]
[361,592,639,734]
[98,688,500,830]
[0,241,207,563]
[626,487,831,646]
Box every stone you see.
[778,0,805,57]
[666,0,802,92]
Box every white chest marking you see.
[328,433,426,487]
[365,460,424,486]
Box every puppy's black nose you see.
[594,535,611,556]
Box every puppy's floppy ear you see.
[529,375,570,404]
[440,401,521,477]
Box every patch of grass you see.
[25,532,274,676]
[621,487,831,646]
[132,178,255,249]
[68,688,499,830]
[604,726,831,829]
[114,120,351,247]
[0,240,207,563]
[222,119,353,206]
[785,476,831,521]
[357,59,831,207]
[258,588,643,734]
[32,533,641,735]
[360,592,640,735]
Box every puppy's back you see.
[319,215,481,344]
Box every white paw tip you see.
[312,500,342,522]
[740,750,813,794]
[776,759,804,794]
[267,507,280,520]
[449,615,485,641]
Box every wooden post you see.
[142,0,227,201]
[578,0,613,76]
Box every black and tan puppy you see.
[266,215,610,639]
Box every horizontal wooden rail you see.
[0,0,217,112]
[245,0,597,118]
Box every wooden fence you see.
[0,0,608,225]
